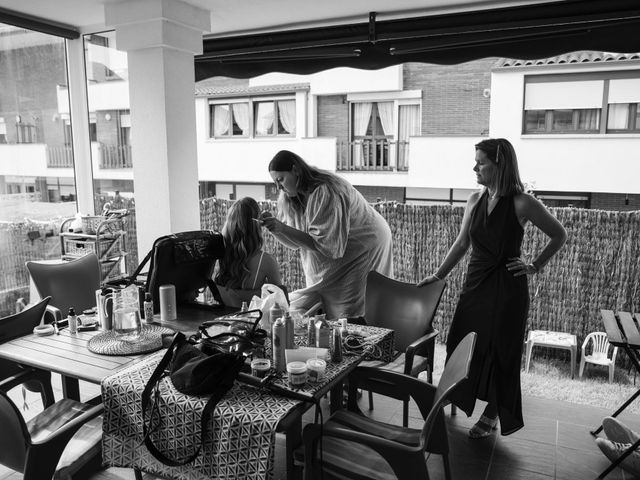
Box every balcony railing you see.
[99,144,132,169]
[46,145,74,168]
[336,140,409,172]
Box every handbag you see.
[141,331,247,466]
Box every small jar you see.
[251,358,271,379]
[306,358,326,383]
[287,361,308,386]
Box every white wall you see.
[250,66,403,95]
[490,68,640,194]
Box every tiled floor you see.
[1,375,639,479]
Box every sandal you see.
[469,414,498,439]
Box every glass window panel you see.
[255,102,274,135]
[231,103,249,136]
[277,100,296,135]
[524,110,547,132]
[635,104,640,129]
[213,104,230,136]
[551,110,574,131]
[608,104,630,130]
[576,109,600,131]
[0,23,77,316]
[84,31,137,274]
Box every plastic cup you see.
[251,358,271,378]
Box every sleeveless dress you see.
[446,191,529,435]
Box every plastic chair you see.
[300,332,476,480]
[0,296,55,408]
[26,253,101,322]
[0,370,103,480]
[360,271,446,426]
[579,332,618,383]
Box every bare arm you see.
[506,193,567,277]
[259,211,318,252]
[418,192,480,286]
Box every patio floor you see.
[1,375,639,479]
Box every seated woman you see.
[215,197,282,308]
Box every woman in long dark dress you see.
[419,138,567,437]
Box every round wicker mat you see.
[88,325,175,356]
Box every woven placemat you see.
[88,325,175,356]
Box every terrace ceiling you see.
[1,0,640,79]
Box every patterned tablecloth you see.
[102,324,394,480]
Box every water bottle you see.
[315,314,331,349]
[272,317,286,373]
[68,307,78,334]
[283,311,295,349]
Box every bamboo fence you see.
[2,197,639,360]
[200,198,640,354]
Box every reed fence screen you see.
[201,198,640,350]
[2,197,638,355]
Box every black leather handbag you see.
[141,331,247,466]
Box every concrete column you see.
[105,0,210,258]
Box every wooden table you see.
[594,310,640,479]
[0,303,233,400]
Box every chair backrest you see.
[0,390,30,473]
[421,332,476,446]
[26,254,101,316]
[365,271,446,352]
[0,296,51,344]
[584,331,609,354]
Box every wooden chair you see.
[360,271,446,426]
[0,296,55,408]
[579,331,618,383]
[0,370,103,480]
[26,253,101,322]
[300,332,476,480]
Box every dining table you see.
[101,318,394,480]
[0,302,395,480]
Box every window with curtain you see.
[210,102,249,137]
[398,104,420,170]
[351,102,393,169]
[523,74,640,134]
[254,99,295,136]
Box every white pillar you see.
[105,0,210,258]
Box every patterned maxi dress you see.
[446,191,529,435]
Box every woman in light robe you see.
[260,150,393,319]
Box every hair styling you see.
[474,138,524,197]
[215,197,263,289]
[269,150,348,226]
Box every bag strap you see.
[206,278,224,306]
[141,332,244,467]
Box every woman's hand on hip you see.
[506,257,537,277]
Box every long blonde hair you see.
[215,197,263,288]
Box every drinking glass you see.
[112,285,142,340]
[290,308,307,339]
